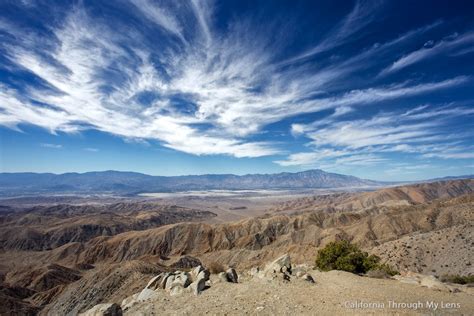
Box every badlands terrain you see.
[0,178,472,315]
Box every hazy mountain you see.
[0,169,383,195]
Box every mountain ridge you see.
[0,169,383,195]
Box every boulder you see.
[226,268,238,283]
[191,265,205,281]
[80,303,122,316]
[137,288,159,302]
[169,283,185,296]
[164,275,176,290]
[190,278,206,295]
[145,273,164,290]
[302,274,315,283]
[265,254,292,276]
[217,272,228,282]
[172,272,191,288]
[121,294,139,311]
[197,269,210,282]
[159,273,171,289]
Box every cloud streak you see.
[0,1,472,165]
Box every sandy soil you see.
[125,270,474,315]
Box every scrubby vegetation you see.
[315,240,398,275]
[440,274,474,285]
[208,261,226,274]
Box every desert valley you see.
[0,170,473,315]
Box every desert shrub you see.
[375,263,398,276]
[367,263,399,278]
[315,240,396,275]
[208,261,226,274]
[440,274,474,285]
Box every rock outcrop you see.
[79,303,122,316]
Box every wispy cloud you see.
[381,31,474,75]
[0,1,471,163]
[84,147,99,152]
[40,143,62,149]
[276,104,474,167]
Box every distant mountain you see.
[423,175,474,182]
[0,169,383,195]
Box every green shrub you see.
[315,240,397,275]
[440,274,474,285]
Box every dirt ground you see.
[125,270,474,315]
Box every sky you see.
[0,0,473,180]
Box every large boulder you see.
[190,278,206,295]
[145,273,165,290]
[264,254,292,275]
[226,268,238,283]
[172,272,191,288]
[191,265,205,281]
[137,288,159,302]
[169,283,185,296]
[197,269,210,282]
[159,273,172,289]
[80,303,122,316]
[164,275,176,290]
[121,294,139,311]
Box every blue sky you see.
[0,0,473,180]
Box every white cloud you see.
[276,105,474,167]
[40,143,62,149]
[0,3,471,161]
[381,31,474,74]
[129,0,185,42]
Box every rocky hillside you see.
[271,179,474,213]
[81,255,474,315]
[0,203,216,251]
[0,180,472,315]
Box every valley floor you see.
[125,270,474,315]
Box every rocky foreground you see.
[80,255,474,315]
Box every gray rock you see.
[264,254,292,276]
[190,278,206,295]
[217,272,228,282]
[80,303,122,316]
[121,294,139,311]
[159,273,172,289]
[164,275,176,290]
[302,274,315,283]
[172,272,191,288]
[137,288,159,302]
[197,269,210,282]
[169,283,185,296]
[226,268,238,283]
[191,265,205,280]
[145,273,164,290]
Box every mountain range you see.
[0,169,383,196]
